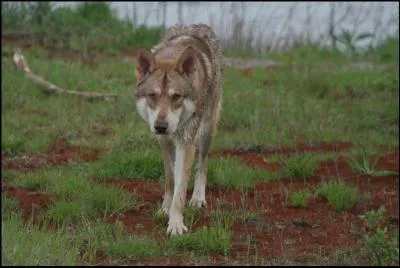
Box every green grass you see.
[12,169,56,190]
[70,218,117,261]
[2,214,80,265]
[205,157,281,190]
[183,205,203,231]
[88,150,163,182]
[317,181,358,212]
[12,167,140,224]
[45,184,138,224]
[211,209,237,229]
[166,226,232,256]
[104,236,160,260]
[2,195,21,218]
[289,189,312,208]
[72,218,160,262]
[280,152,320,178]
[211,207,262,229]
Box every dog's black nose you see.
[154,119,168,134]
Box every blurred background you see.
[2,1,399,61]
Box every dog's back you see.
[152,23,222,78]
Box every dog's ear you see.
[176,47,197,77]
[135,47,155,81]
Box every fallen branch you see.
[12,48,118,101]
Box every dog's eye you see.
[171,94,181,101]
[148,93,157,99]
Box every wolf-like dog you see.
[133,24,222,235]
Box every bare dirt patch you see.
[2,139,105,172]
[104,180,160,236]
[2,185,51,222]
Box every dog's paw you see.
[166,219,188,236]
[189,197,207,208]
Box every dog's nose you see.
[154,119,168,134]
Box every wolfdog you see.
[133,24,222,235]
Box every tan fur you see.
[133,24,222,235]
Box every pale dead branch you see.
[12,48,118,102]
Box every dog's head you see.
[134,46,201,136]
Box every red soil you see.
[94,143,398,264]
[2,185,51,222]
[2,140,398,265]
[2,138,105,172]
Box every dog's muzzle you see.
[154,119,169,135]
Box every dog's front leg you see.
[159,138,175,214]
[166,141,196,235]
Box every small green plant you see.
[360,206,399,265]
[280,152,319,177]
[364,228,399,266]
[360,205,387,230]
[347,147,398,177]
[211,210,236,229]
[289,189,312,208]
[183,205,201,231]
[317,180,358,212]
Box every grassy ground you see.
[1,39,399,265]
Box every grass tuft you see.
[289,188,312,208]
[280,152,319,178]
[166,226,231,256]
[317,180,358,212]
[205,157,281,190]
